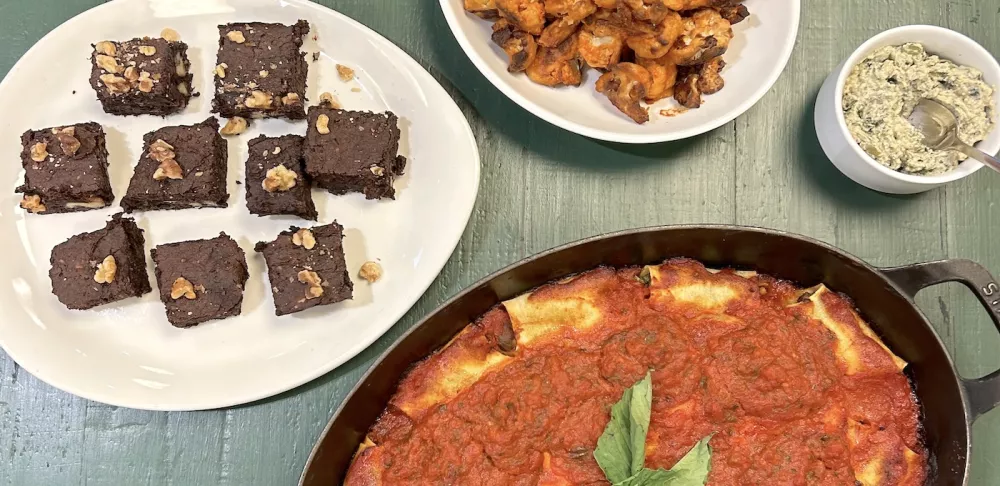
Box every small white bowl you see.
[439,0,801,144]
[815,25,1000,194]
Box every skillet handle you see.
[881,259,1000,422]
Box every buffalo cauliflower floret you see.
[464,0,499,19]
[596,62,653,123]
[526,33,583,86]
[496,0,546,35]
[636,55,678,102]
[673,57,726,108]
[663,0,742,10]
[578,21,626,69]
[626,10,685,59]
[667,9,732,66]
[717,4,750,24]
[697,56,726,94]
[623,0,671,24]
[544,0,597,21]
[539,17,581,47]
[491,18,539,72]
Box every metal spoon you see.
[907,98,1000,173]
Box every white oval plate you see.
[440,0,800,143]
[0,0,480,410]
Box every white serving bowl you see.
[815,25,1000,194]
[439,0,800,143]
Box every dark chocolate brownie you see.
[121,117,229,212]
[151,233,249,328]
[213,21,309,120]
[90,37,193,116]
[254,223,352,316]
[16,122,113,215]
[245,135,317,220]
[303,105,405,199]
[49,214,151,310]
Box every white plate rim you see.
[0,0,481,411]
[438,0,802,144]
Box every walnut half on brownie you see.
[90,37,193,116]
[213,21,309,120]
[16,122,113,215]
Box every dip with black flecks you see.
[843,43,995,175]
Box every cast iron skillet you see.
[300,226,1000,486]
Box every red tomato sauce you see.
[373,269,926,485]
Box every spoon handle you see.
[958,144,1000,174]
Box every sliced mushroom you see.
[667,9,733,66]
[636,55,678,102]
[464,0,499,19]
[578,21,626,69]
[626,10,684,59]
[491,19,539,72]
[526,33,583,87]
[596,62,653,123]
[496,0,546,35]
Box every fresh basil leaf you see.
[661,435,713,484]
[594,372,653,482]
[596,373,712,486]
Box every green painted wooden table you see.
[1,0,999,484]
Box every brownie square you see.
[90,37,193,116]
[151,233,249,328]
[121,117,229,212]
[245,135,317,220]
[49,214,151,310]
[16,122,113,215]
[254,223,352,316]
[213,21,309,120]
[303,105,406,199]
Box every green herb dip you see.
[842,43,995,175]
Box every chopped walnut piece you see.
[370,165,385,176]
[336,64,355,81]
[93,255,117,284]
[297,270,324,299]
[291,229,316,250]
[315,114,331,134]
[220,117,248,136]
[214,63,227,78]
[124,66,140,82]
[359,261,383,283]
[99,74,130,94]
[318,92,341,109]
[55,128,81,155]
[170,277,197,300]
[178,83,189,96]
[259,70,269,78]
[226,30,246,43]
[244,90,273,109]
[138,45,156,56]
[30,142,48,162]
[161,28,181,42]
[20,195,45,213]
[262,165,298,192]
[281,92,300,106]
[95,41,117,56]
[153,159,183,181]
[137,72,155,93]
[95,54,122,74]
